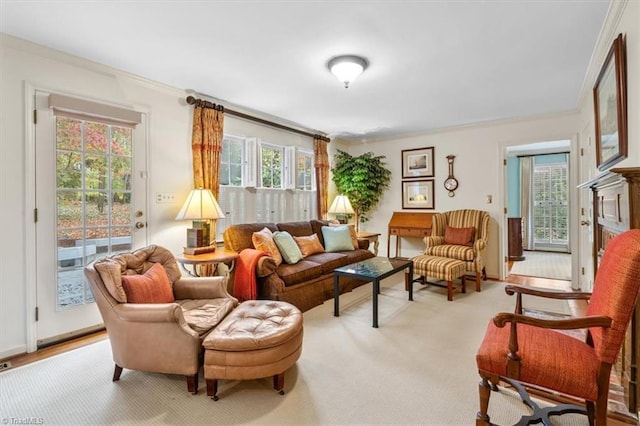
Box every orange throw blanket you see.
[234,249,268,302]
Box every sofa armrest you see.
[173,275,236,301]
[423,236,445,250]
[256,256,278,277]
[357,238,370,250]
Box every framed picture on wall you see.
[402,147,434,178]
[593,33,627,171]
[402,179,434,209]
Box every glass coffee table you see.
[333,257,413,328]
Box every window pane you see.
[111,126,132,156]
[56,117,82,151]
[85,154,108,190]
[56,151,83,189]
[85,122,108,153]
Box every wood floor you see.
[1,271,635,425]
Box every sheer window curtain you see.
[520,156,534,250]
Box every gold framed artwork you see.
[593,33,627,171]
[402,147,434,179]
[402,179,434,210]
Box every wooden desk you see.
[175,249,239,277]
[387,212,434,258]
[357,232,381,255]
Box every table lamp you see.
[175,188,225,253]
[328,195,354,224]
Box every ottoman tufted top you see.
[203,300,303,351]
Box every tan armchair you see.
[423,209,490,291]
[84,245,238,394]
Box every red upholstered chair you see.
[475,229,640,425]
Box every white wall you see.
[577,0,639,170]
[339,112,580,280]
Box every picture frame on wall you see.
[402,179,434,209]
[401,147,434,178]
[593,33,627,171]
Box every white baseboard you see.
[0,344,27,360]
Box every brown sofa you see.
[223,220,375,312]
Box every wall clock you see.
[444,155,458,197]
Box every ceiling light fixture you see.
[328,55,368,88]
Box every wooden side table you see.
[357,232,381,255]
[175,249,239,277]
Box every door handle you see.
[580,220,590,226]
[135,222,145,229]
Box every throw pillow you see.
[330,223,359,250]
[444,226,476,247]
[121,262,175,304]
[322,225,355,252]
[252,227,283,266]
[273,231,304,264]
[294,234,325,257]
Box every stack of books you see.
[183,245,216,255]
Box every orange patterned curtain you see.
[313,136,330,219]
[191,101,224,198]
[191,100,224,275]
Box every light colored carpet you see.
[510,250,572,281]
[0,278,588,425]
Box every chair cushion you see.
[273,231,304,264]
[176,298,237,336]
[322,225,354,252]
[444,226,475,246]
[121,263,175,304]
[425,244,475,261]
[294,234,325,257]
[476,321,599,400]
[252,227,283,266]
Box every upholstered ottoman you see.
[409,255,466,301]
[203,300,303,400]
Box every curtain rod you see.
[516,151,569,158]
[186,96,330,143]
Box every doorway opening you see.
[505,140,572,282]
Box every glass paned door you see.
[35,91,147,344]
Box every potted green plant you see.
[331,150,392,232]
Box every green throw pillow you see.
[273,231,304,264]
[321,225,355,252]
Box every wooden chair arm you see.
[505,284,592,300]
[493,312,612,330]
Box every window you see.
[220,136,243,186]
[55,116,134,307]
[532,162,568,247]
[296,150,314,190]
[217,135,316,241]
[260,143,283,188]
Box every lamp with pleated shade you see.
[175,188,224,253]
[328,195,354,224]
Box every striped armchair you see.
[423,209,490,291]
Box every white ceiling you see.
[0,1,611,142]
